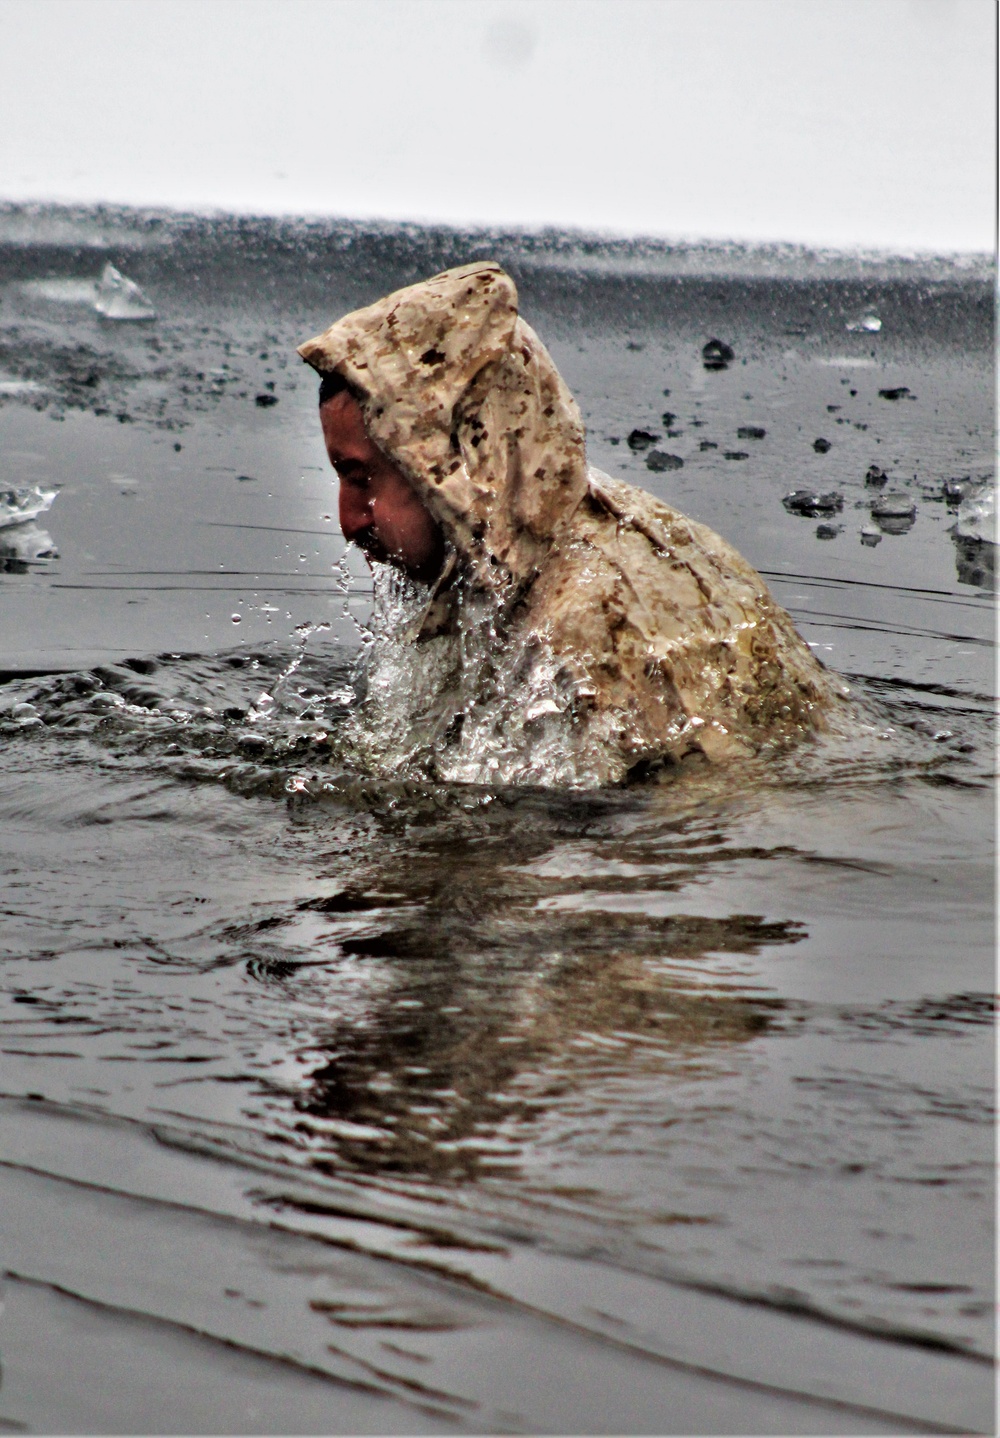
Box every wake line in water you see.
[0,1094,989,1438]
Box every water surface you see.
[0,207,994,1434]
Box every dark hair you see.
[318,370,353,407]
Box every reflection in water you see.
[0,646,993,1362]
[0,522,57,573]
[952,532,996,591]
[291,877,800,1181]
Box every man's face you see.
[320,390,445,585]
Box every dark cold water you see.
[0,205,995,1434]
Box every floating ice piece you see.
[783,489,843,517]
[952,524,995,590]
[0,486,57,529]
[942,476,973,505]
[94,262,156,321]
[846,313,882,332]
[954,485,996,545]
[646,449,683,472]
[627,429,659,451]
[871,492,917,521]
[702,337,734,370]
[871,491,917,535]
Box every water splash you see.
[244,620,342,739]
[339,563,781,790]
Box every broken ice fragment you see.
[859,525,882,547]
[954,485,995,545]
[94,263,156,321]
[942,476,973,506]
[645,450,683,472]
[813,437,832,453]
[627,429,659,451]
[871,492,917,534]
[865,465,888,487]
[846,313,882,333]
[783,490,844,517]
[702,338,734,371]
[951,489,996,589]
[0,486,57,529]
[871,492,917,520]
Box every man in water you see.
[300,263,845,780]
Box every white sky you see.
[0,0,994,252]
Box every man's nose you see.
[338,486,372,543]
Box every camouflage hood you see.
[298,262,588,601]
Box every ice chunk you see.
[702,338,734,370]
[94,262,156,321]
[871,491,917,535]
[942,476,973,505]
[783,489,843,517]
[0,486,56,529]
[846,313,882,332]
[627,429,658,451]
[645,450,683,472]
[954,485,996,545]
[871,492,917,521]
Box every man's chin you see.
[357,544,419,586]
[352,533,443,588]
[352,533,390,567]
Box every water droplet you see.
[231,613,241,623]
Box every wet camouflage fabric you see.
[298,263,844,767]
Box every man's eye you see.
[337,466,370,485]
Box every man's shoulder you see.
[583,466,699,549]
[585,466,681,521]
